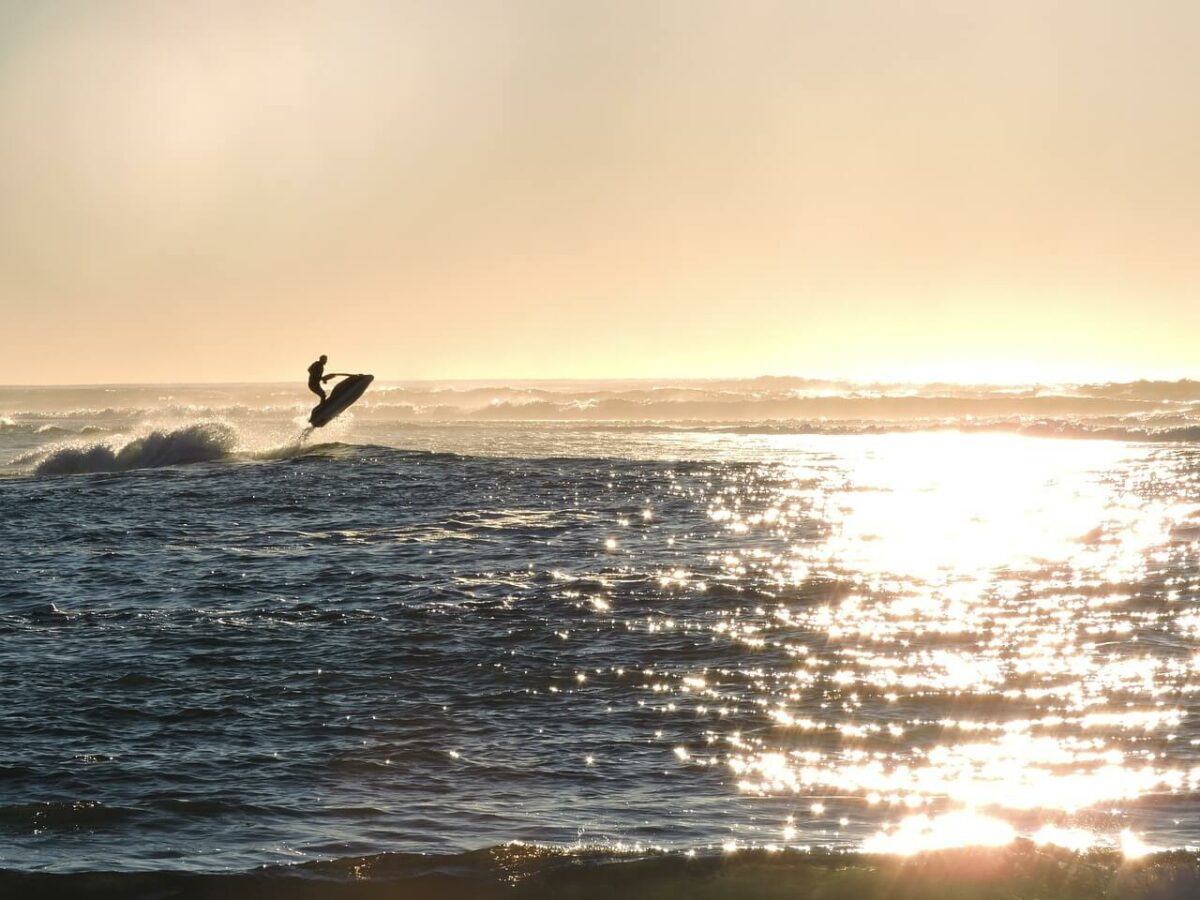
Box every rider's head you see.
[319,355,327,363]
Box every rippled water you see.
[2,384,1200,879]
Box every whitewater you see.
[2,378,1199,897]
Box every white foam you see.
[33,423,241,475]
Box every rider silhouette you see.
[308,355,328,403]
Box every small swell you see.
[0,801,136,830]
[252,440,371,462]
[31,423,239,475]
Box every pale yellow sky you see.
[1,1,1197,385]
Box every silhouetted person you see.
[308,355,328,404]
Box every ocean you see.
[2,378,1199,897]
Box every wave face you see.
[29,423,241,475]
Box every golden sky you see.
[1,1,1197,385]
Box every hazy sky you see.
[1,1,1197,384]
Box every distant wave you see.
[386,418,1200,443]
[6,379,1200,429]
[351,393,1180,422]
[31,423,241,475]
[459,395,1171,421]
[34,424,72,436]
[3,402,307,421]
[1074,379,1200,402]
[687,419,1200,442]
[1,843,1196,899]
[0,419,109,437]
[1006,421,1200,443]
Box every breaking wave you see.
[22,422,347,476]
[30,423,242,475]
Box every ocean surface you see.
[2,378,1199,896]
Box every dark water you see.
[3,382,1200,894]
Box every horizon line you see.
[3,374,1199,390]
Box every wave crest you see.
[33,423,239,475]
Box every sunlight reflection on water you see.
[681,434,1198,854]
[5,424,1199,868]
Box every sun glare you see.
[694,433,1195,853]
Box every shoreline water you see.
[5,844,1200,899]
